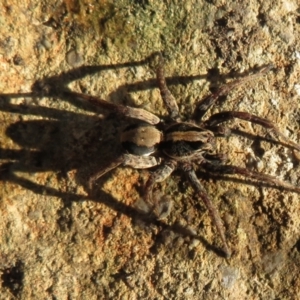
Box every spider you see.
[66,53,300,258]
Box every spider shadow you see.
[0,53,211,191]
[0,56,275,258]
[0,55,232,257]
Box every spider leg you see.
[183,166,231,258]
[194,64,273,120]
[89,155,125,189]
[206,125,231,137]
[156,53,180,121]
[123,154,161,169]
[203,153,228,165]
[144,160,177,216]
[202,163,300,193]
[203,111,300,151]
[89,154,161,190]
[65,91,160,125]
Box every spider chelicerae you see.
[67,53,300,258]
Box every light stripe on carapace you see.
[163,123,215,159]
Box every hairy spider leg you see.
[194,64,274,121]
[183,166,231,258]
[144,160,177,212]
[203,163,300,194]
[88,155,125,189]
[65,91,160,125]
[203,111,300,152]
[89,154,161,190]
[156,54,180,121]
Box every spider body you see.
[66,54,300,258]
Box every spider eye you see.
[121,124,162,156]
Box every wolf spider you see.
[66,53,300,258]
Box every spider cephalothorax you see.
[162,123,216,160]
[66,53,300,258]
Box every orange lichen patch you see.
[101,213,153,266]
[102,168,141,205]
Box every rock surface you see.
[0,0,299,299]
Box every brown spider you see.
[66,53,300,258]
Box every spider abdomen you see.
[121,123,162,156]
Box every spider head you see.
[121,123,163,156]
[162,122,216,160]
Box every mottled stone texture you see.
[0,0,299,299]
